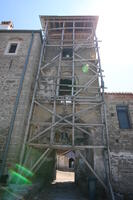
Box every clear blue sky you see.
[0,0,133,92]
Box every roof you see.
[105,92,133,99]
[0,29,43,41]
[40,15,99,30]
[0,29,41,33]
[105,92,133,96]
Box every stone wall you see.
[105,93,133,197]
[0,30,42,171]
[0,27,133,199]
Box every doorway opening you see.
[55,150,75,183]
[69,158,74,169]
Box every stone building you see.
[105,93,133,197]
[57,150,75,171]
[0,28,42,171]
[0,17,132,199]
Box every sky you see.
[0,0,133,92]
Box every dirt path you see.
[33,170,88,200]
[55,170,75,182]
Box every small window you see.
[116,106,131,129]
[59,79,72,96]
[8,43,18,53]
[62,48,73,59]
[5,41,20,55]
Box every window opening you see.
[59,79,72,96]
[8,43,18,53]
[116,106,131,129]
[62,48,73,59]
[69,158,74,169]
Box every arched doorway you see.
[69,158,75,169]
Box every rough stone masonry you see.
[0,17,133,199]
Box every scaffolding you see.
[20,16,115,199]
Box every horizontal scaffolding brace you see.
[42,20,96,23]
[48,27,93,31]
[28,143,106,150]
[37,98,102,103]
[30,122,104,127]
[46,44,95,47]
[39,82,101,89]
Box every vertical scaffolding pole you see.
[72,21,75,146]
[50,22,65,144]
[94,33,115,200]
[56,22,65,96]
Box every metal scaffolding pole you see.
[72,21,75,146]
[56,22,65,96]
[95,33,115,200]
[31,148,50,171]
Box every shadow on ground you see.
[32,182,87,200]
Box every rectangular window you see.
[116,106,131,129]
[59,79,72,96]
[62,48,73,59]
[5,41,20,55]
[8,43,18,53]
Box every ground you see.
[32,170,88,200]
